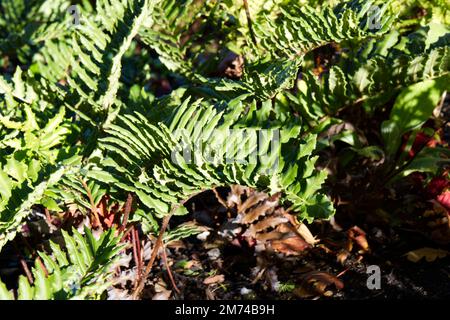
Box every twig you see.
[18,257,34,284]
[120,224,135,242]
[336,267,350,278]
[44,208,52,225]
[162,245,181,295]
[132,213,173,299]
[131,227,141,285]
[36,256,49,277]
[135,228,143,273]
[120,193,133,232]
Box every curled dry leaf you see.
[152,281,172,300]
[294,271,344,298]
[243,216,288,238]
[348,226,369,252]
[296,222,319,245]
[405,247,449,262]
[337,249,351,265]
[223,186,314,256]
[238,191,268,215]
[270,236,309,256]
[239,197,279,224]
[203,274,225,285]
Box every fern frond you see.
[0,227,125,300]
[90,97,333,222]
[288,28,450,122]
[249,0,395,60]
[0,106,80,251]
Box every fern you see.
[248,0,395,60]
[89,97,333,222]
[0,100,80,251]
[0,227,125,300]
[287,25,450,123]
[1,0,449,299]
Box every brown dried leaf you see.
[217,52,244,79]
[240,199,279,224]
[203,274,225,285]
[405,247,449,262]
[226,185,248,208]
[270,236,309,255]
[255,230,285,242]
[238,191,268,213]
[295,271,344,298]
[296,223,319,245]
[348,226,369,252]
[304,272,344,289]
[153,281,172,300]
[337,249,350,264]
[244,216,288,238]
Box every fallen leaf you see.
[294,271,344,298]
[348,226,369,252]
[240,198,278,224]
[243,216,288,237]
[270,236,309,255]
[203,274,225,285]
[337,249,350,265]
[153,281,172,300]
[405,247,449,262]
[296,222,319,245]
[238,191,268,215]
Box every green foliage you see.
[0,101,80,250]
[0,0,449,299]
[0,227,125,300]
[89,96,333,221]
[287,26,449,124]
[382,76,449,157]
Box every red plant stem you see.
[135,228,142,279]
[131,227,140,284]
[120,193,133,232]
[36,256,49,277]
[162,245,180,295]
[18,257,34,284]
[120,225,134,242]
[132,213,172,299]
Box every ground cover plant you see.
[0,0,449,300]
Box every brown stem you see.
[120,193,133,232]
[131,190,208,299]
[162,245,181,295]
[120,225,135,242]
[36,256,49,277]
[18,257,34,284]
[44,207,53,226]
[131,227,141,285]
[135,228,142,273]
[132,213,173,299]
